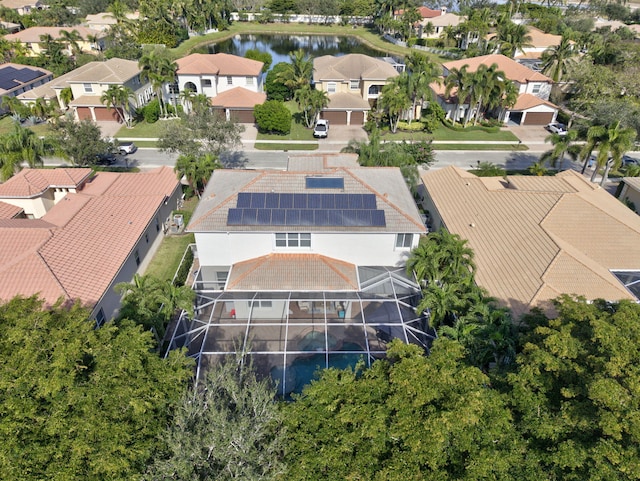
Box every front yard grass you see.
[144,197,198,282]
[434,143,528,151]
[255,142,317,150]
[114,119,178,139]
[0,116,53,137]
[379,123,520,144]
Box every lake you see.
[206,34,388,68]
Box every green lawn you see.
[255,142,317,150]
[379,124,520,143]
[434,143,528,151]
[144,198,198,282]
[115,119,176,139]
[0,116,53,137]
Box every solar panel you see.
[227,208,243,225]
[13,68,43,83]
[228,192,387,227]
[256,209,271,225]
[237,193,251,208]
[265,193,279,208]
[306,177,344,189]
[293,193,307,208]
[271,209,286,225]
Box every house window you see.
[217,271,228,287]
[531,83,541,94]
[395,233,413,248]
[350,79,359,89]
[145,233,149,243]
[95,308,106,326]
[83,83,93,93]
[275,233,311,247]
[155,217,160,232]
[227,76,233,85]
[134,250,140,266]
[246,76,254,86]
[327,82,337,94]
[254,300,272,308]
[203,79,212,87]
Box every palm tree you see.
[541,36,577,83]
[444,66,471,124]
[582,121,636,185]
[100,85,134,127]
[527,161,548,176]
[38,33,54,53]
[379,76,411,133]
[30,98,49,121]
[494,21,533,58]
[157,283,195,324]
[174,153,222,197]
[139,49,178,119]
[294,86,329,128]
[275,49,313,90]
[179,89,196,114]
[542,129,578,171]
[405,52,440,123]
[115,273,164,332]
[59,29,83,56]
[0,122,46,180]
[59,87,73,110]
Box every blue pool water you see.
[271,340,365,397]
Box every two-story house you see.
[18,58,153,124]
[1,0,44,15]
[175,53,265,122]
[432,54,559,125]
[313,54,400,125]
[166,154,432,391]
[4,26,106,56]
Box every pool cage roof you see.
[165,266,435,396]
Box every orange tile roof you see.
[209,87,266,108]
[227,253,359,291]
[421,166,640,317]
[443,54,551,83]
[512,93,557,110]
[176,53,263,76]
[0,168,92,198]
[0,201,23,219]
[396,6,443,18]
[0,167,179,307]
[5,26,105,43]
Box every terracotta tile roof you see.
[512,93,557,110]
[443,54,551,83]
[176,53,263,76]
[227,253,359,291]
[5,26,105,43]
[209,87,266,108]
[0,168,92,198]
[426,12,463,27]
[1,0,42,8]
[0,166,179,307]
[326,92,371,110]
[188,164,426,234]
[0,201,23,219]
[396,6,443,18]
[421,166,640,316]
[313,54,400,82]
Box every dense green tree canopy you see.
[0,296,193,480]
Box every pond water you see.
[206,34,388,69]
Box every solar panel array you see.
[305,177,344,189]
[227,192,386,227]
[0,66,46,91]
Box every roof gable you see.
[443,54,552,83]
[313,54,400,82]
[176,53,263,76]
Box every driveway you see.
[505,125,551,149]
[96,121,124,138]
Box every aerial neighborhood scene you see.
[2,0,640,477]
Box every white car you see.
[546,122,567,135]
[313,119,329,138]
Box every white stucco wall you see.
[194,230,421,268]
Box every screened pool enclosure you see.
[165,266,434,396]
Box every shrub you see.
[142,99,160,123]
[173,246,194,287]
[397,121,426,131]
[265,63,293,101]
[254,100,292,134]
[422,102,446,132]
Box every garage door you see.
[76,107,92,121]
[350,111,365,125]
[322,111,347,125]
[522,112,554,125]
[94,107,121,122]
[230,109,255,123]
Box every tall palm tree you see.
[405,52,440,123]
[0,122,45,180]
[494,21,533,58]
[541,36,577,83]
[174,153,222,197]
[59,86,73,110]
[59,29,83,56]
[294,86,329,128]
[275,49,313,91]
[582,121,636,185]
[542,129,579,171]
[100,85,134,127]
[139,49,178,119]
[157,283,195,323]
[379,76,411,133]
[444,66,471,123]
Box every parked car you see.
[95,152,117,165]
[313,119,329,138]
[117,141,137,154]
[546,122,567,135]
[622,155,640,166]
